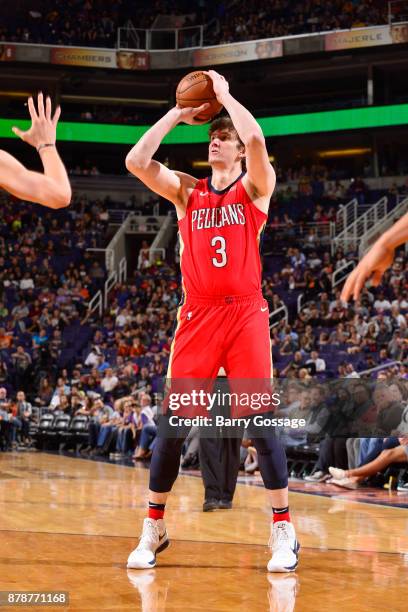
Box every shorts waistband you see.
[184,292,264,306]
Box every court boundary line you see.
[0,528,406,557]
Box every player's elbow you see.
[126,152,149,174]
[50,186,72,209]
[245,131,265,148]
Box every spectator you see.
[100,368,119,396]
[133,393,157,460]
[15,390,33,445]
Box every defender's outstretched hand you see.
[341,242,395,302]
[12,93,61,149]
[0,92,70,208]
[341,212,408,302]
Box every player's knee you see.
[264,477,288,490]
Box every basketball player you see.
[0,93,71,208]
[341,211,408,301]
[125,70,299,572]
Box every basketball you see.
[176,71,223,122]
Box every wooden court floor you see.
[0,452,408,611]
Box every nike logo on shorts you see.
[261,306,268,312]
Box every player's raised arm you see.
[341,212,408,302]
[0,93,71,209]
[125,104,209,214]
[205,70,276,211]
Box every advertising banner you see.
[50,47,149,70]
[194,38,282,67]
[325,25,392,51]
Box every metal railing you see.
[297,293,304,314]
[108,209,141,224]
[332,260,356,289]
[388,0,408,24]
[149,248,166,264]
[269,305,288,329]
[86,247,114,273]
[104,271,117,309]
[104,256,128,309]
[87,290,103,317]
[262,222,334,256]
[335,198,358,235]
[117,23,204,50]
[119,257,127,283]
[331,196,388,254]
[86,256,127,315]
[358,196,408,256]
[149,214,174,263]
[358,360,401,376]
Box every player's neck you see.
[210,165,243,192]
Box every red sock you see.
[148,501,165,520]
[272,506,291,523]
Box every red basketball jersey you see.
[178,172,267,297]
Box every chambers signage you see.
[50,47,149,70]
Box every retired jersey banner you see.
[115,49,149,70]
[194,39,282,67]
[325,25,391,51]
[0,44,15,62]
[391,22,408,44]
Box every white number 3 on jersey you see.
[211,236,227,268]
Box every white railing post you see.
[269,305,288,330]
[104,271,118,309]
[332,260,356,289]
[87,290,102,318]
[119,257,127,283]
[149,247,166,264]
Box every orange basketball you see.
[176,71,223,123]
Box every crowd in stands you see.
[0,180,407,491]
[1,0,388,49]
[212,0,388,45]
[0,193,112,403]
[0,0,217,47]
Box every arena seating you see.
[1,181,407,491]
[1,0,389,48]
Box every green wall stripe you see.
[1,104,407,144]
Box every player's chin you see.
[208,153,222,164]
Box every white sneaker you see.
[331,477,360,490]
[329,466,347,480]
[267,521,300,573]
[304,470,330,482]
[127,518,169,569]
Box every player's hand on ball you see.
[176,103,210,125]
[12,92,61,149]
[203,70,229,103]
[340,242,394,302]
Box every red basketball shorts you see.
[168,292,273,380]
